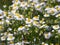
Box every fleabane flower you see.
[14,13,24,20]
[44,32,52,39]
[33,15,39,20]
[44,14,50,17]
[20,2,28,8]
[12,3,19,10]
[55,5,60,11]
[33,21,40,27]
[7,33,15,41]
[47,8,57,15]
[18,26,25,31]
[1,36,6,41]
[52,25,60,30]
[25,18,33,24]
[34,3,40,9]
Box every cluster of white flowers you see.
[0,0,60,45]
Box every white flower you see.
[45,8,57,15]
[52,25,60,30]
[12,3,19,10]
[14,13,24,20]
[1,36,6,41]
[33,21,40,27]
[15,42,21,45]
[7,33,15,41]
[44,32,52,39]
[25,18,33,24]
[34,4,41,10]
[33,16,39,20]
[44,14,50,17]
[49,8,57,15]
[20,2,27,8]
[18,26,25,31]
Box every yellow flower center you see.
[34,16,38,18]
[15,13,21,18]
[28,19,31,22]
[56,8,60,11]
[50,10,54,14]
[8,15,12,18]
[19,26,23,28]
[10,41,14,44]
[9,36,13,39]
[36,6,40,8]
[16,0,18,2]
[14,4,17,7]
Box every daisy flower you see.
[18,26,25,31]
[52,25,60,30]
[7,33,15,41]
[33,15,39,20]
[44,32,52,39]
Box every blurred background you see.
[0,0,60,10]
